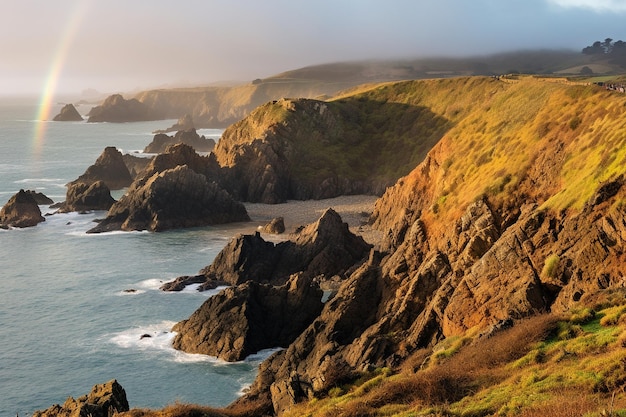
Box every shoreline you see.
[243,194,383,246]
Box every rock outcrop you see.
[261,217,285,234]
[0,189,45,228]
[56,181,115,213]
[87,94,162,123]
[163,208,372,291]
[69,147,133,190]
[32,379,129,417]
[87,165,248,233]
[172,273,323,361]
[53,103,83,121]
[143,128,215,153]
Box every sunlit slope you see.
[371,76,626,232]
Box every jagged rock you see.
[172,273,323,361]
[164,208,372,291]
[141,143,221,181]
[32,379,129,417]
[87,94,162,123]
[0,189,45,228]
[144,128,215,153]
[53,104,83,121]
[122,153,153,179]
[261,217,285,234]
[56,181,115,213]
[87,165,248,233]
[25,190,54,205]
[69,147,133,190]
[152,114,195,134]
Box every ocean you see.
[0,99,272,416]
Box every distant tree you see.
[603,38,614,53]
[583,41,604,55]
[252,78,263,85]
[580,66,594,75]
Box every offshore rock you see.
[122,153,153,179]
[172,273,323,361]
[69,146,133,190]
[32,379,129,417]
[87,94,162,123]
[0,189,45,228]
[56,181,116,213]
[87,165,248,233]
[52,103,83,121]
[143,128,215,153]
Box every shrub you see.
[542,254,560,279]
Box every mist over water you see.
[0,100,263,416]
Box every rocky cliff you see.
[213,94,450,203]
[217,77,626,415]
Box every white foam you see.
[14,178,63,184]
[108,321,228,364]
[138,278,167,290]
[245,347,284,362]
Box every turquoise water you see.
[0,100,268,416]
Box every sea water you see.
[0,99,269,416]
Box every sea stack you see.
[52,103,83,121]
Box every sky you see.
[2,0,626,98]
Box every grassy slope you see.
[279,290,626,417]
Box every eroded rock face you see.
[56,181,115,213]
[32,379,129,417]
[0,189,45,228]
[52,103,83,121]
[87,165,248,233]
[144,128,215,153]
[234,178,626,415]
[172,273,323,361]
[69,147,133,190]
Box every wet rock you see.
[0,189,45,228]
[52,103,83,121]
[69,147,133,190]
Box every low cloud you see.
[548,0,626,12]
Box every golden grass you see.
[277,299,626,417]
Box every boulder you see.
[143,128,215,153]
[172,273,323,361]
[87,165,249,233]
[261,217,285,234]
[56,181,115,213]
[32,379,129,417]
[0,189,45,228]
[87,94,161,123]
[69,147,133,190]
[52,104,83,121]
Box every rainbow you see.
[33,1,90,158]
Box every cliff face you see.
[224,78,626,415]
